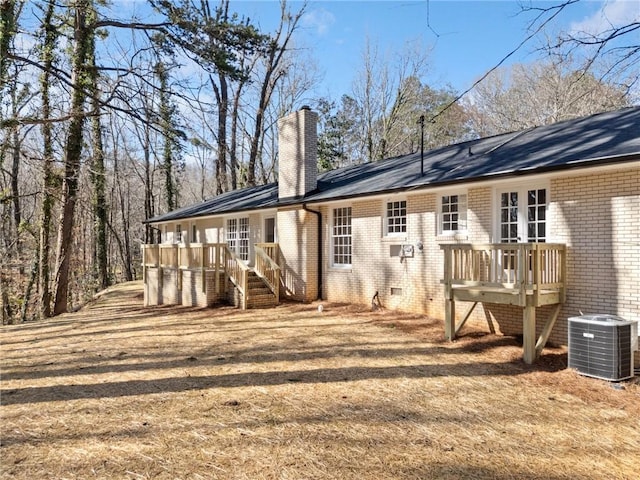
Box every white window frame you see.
[494,182,549,243]
[331,205,352,268]
[175,224,183,244]
[438,191,468,235]
[384,198,407,238]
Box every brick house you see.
[143,106,640,363]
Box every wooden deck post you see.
[522,305,536,364]
[445,298,455,341]
[442,245,455,341]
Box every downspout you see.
[302,204,323,300]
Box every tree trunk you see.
[88,29,109,290]
[157,62,177,211]
[10,124,21,255]
[247,2,304,186]
[38,0,57,319]
[0,0,16,88]
[142,115,154,244]
[229,81,244,190]
[210,73,228,195]
[53,0,91,315]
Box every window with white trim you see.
[439,193,467,234]
[238,217,249,260]
[175,224,182,243]
[191,224,197,244]
[332,206,352,267]
[385,200,407,236]
[226,219,237,251]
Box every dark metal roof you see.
[146,106,640,223]
[147,182,279,223]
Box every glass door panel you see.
[500,191,520,243]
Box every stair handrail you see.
[223,245,250,309]
[254,244,281,303]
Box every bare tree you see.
[246,1,307,186]
[466,59,630,136]
[352,37,433,162]
[523,0,639,92]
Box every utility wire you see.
[427,0,575,124]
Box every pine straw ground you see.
[1,282,639,480]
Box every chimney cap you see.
[301,105,311,111]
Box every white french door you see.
[496,185,548,283]
[226,217,250,261]
[497,186,548,243]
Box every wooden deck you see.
[441,243,567,364]
[142,243,280,309]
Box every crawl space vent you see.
[568,314,636,382]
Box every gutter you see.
[302,203,323,300]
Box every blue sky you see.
[222,0,638,98]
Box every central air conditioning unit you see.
[568,314,637,382]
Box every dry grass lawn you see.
[1,281,639,479]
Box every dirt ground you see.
[1,281,639,479]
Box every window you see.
[332,207,352,267]
[226,217,249,261]
[238,217,249,261]
[191,224,197,244]
[175,224,182,243]
[226,219,237,252]
[440,193,467,234]
[386,200,407,236]
[497,186,547,243]
[264,217,276,243]
[527,189,546,242]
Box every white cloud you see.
[570,0,640,35]
[303,8,336,36]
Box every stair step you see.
[247,293,278,308]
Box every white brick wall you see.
[144,164,638,347]
[320,166,639,345]
[277,207,319,302]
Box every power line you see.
[427,0,576,124]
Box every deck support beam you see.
[535,303,562,359]
[522,305,536,364]
[455,301,478,337]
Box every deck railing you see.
[223,246,250,309]
[441,243,566,303]
[143,242,281,307]
[440,243,567,364]
[254,243,281,303]
[143,243,227,269]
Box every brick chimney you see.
[278,106,318,200]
